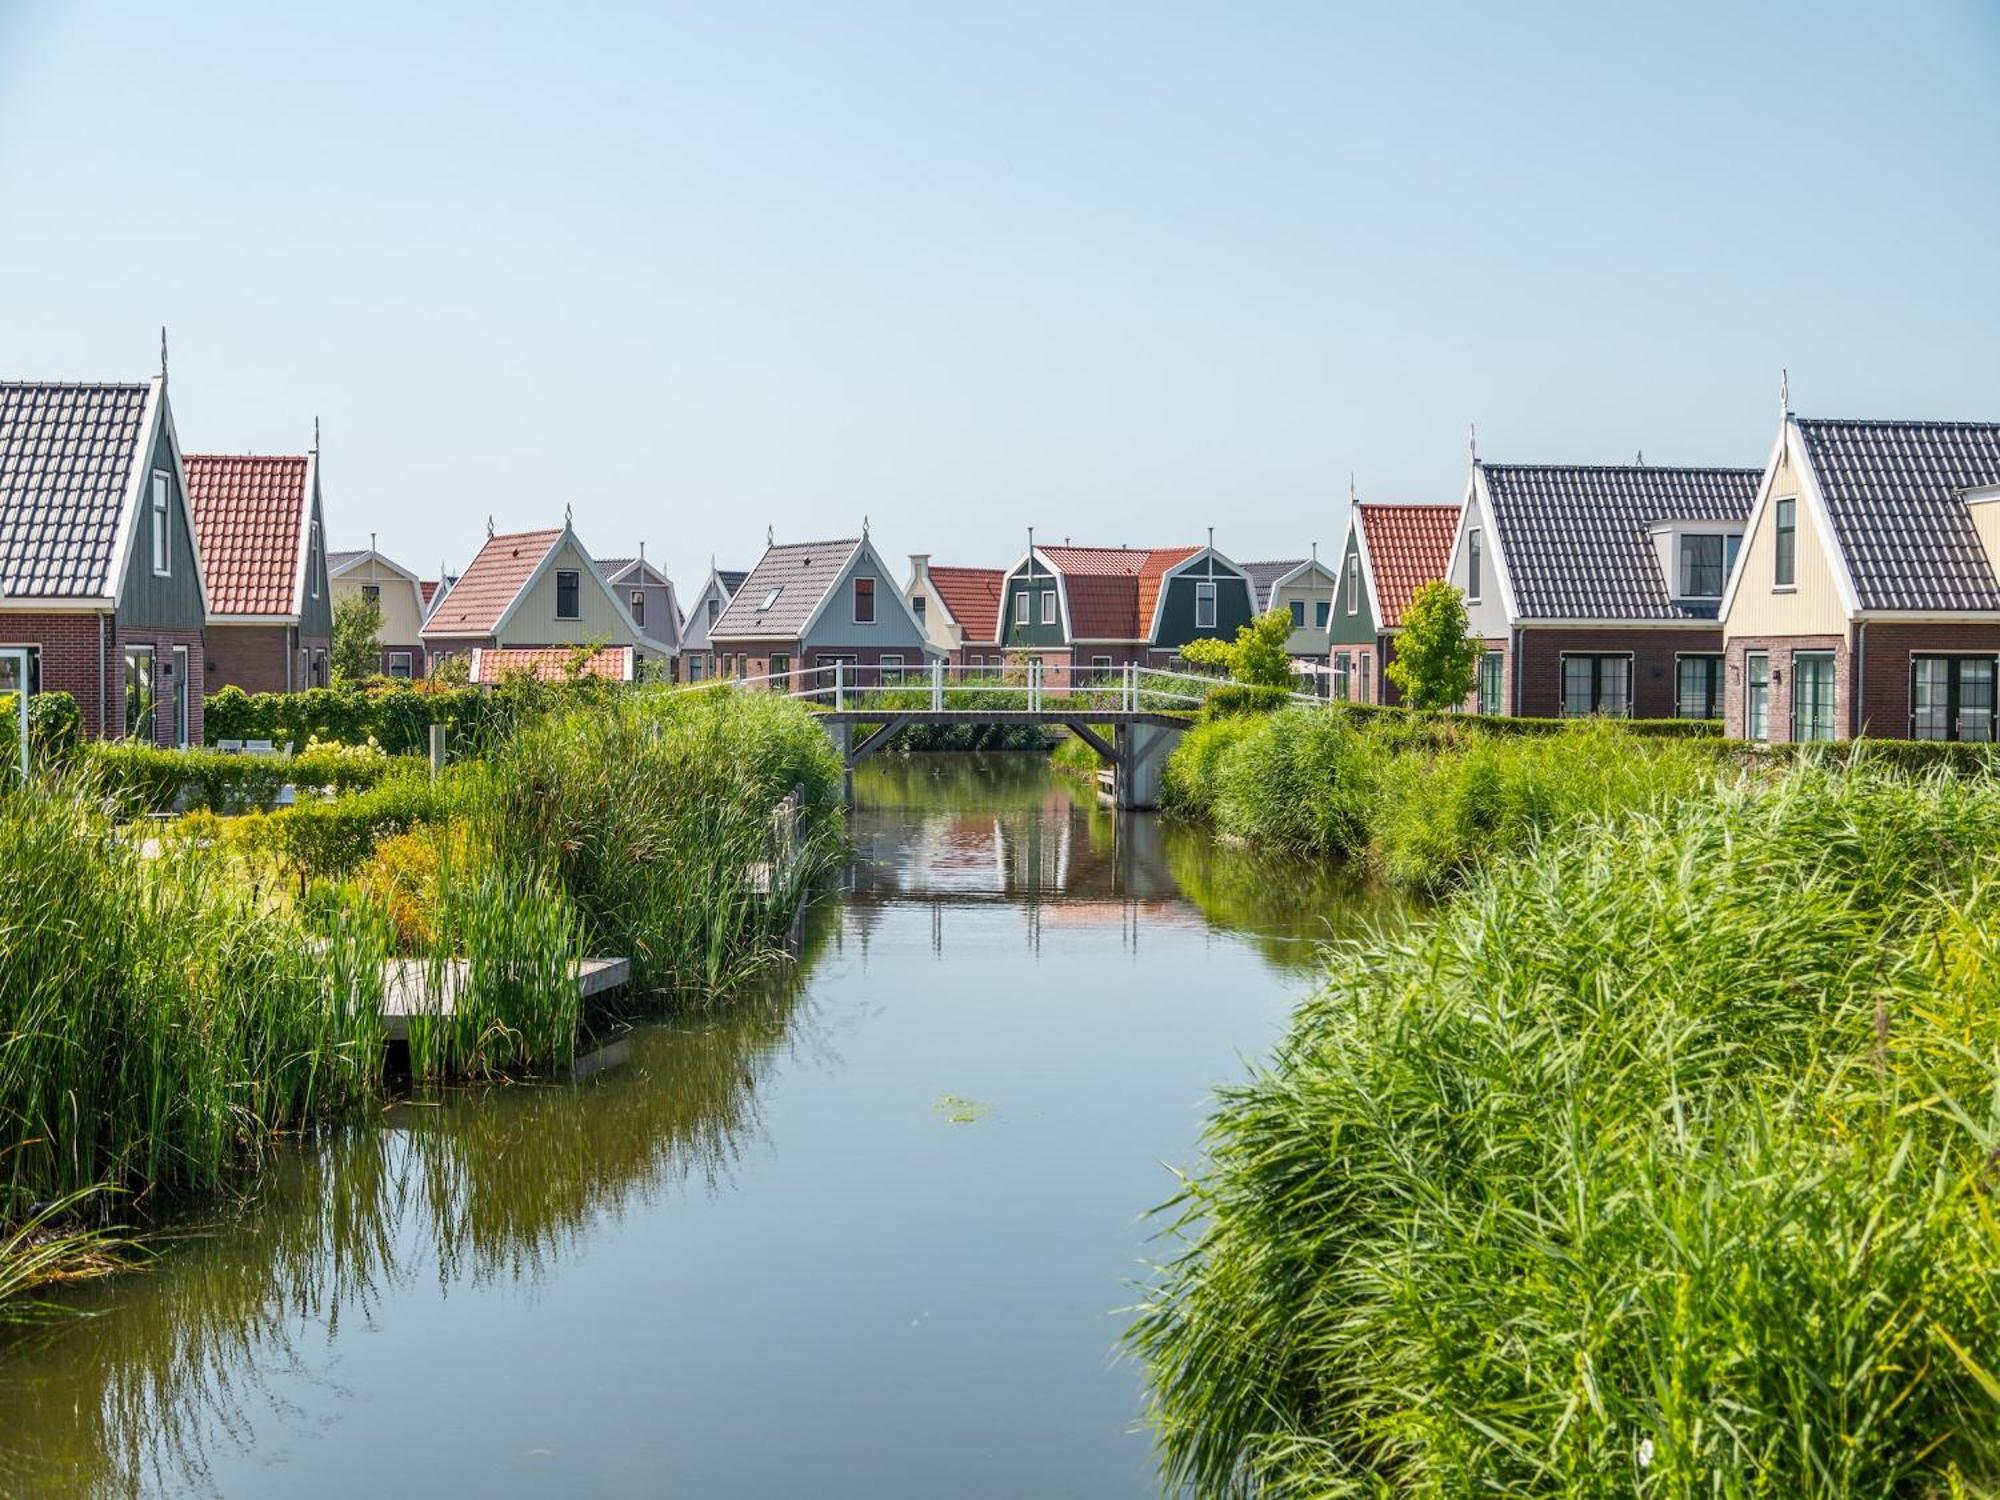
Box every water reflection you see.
[0,753,1389,1499]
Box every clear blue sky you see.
[3,1,1996,588]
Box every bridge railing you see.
[665,659,1329,714]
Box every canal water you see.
[0,755,1387,1499]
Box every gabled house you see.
[1719,412,2000,743]
[329,543,429,679]
[1326,504,1458,703]
[0,377,212,744]
[421,522,661,675]
[905,555,1005,668]
[708,534,936,689]
[996,542,1257,680]
[594,551,684,671]
[1446,459,1760,719]
[186,452,334,694]
[680,564,746,683]
[1244,553,1342,668]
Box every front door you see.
[173,645,191,749]
[0,648,27,777]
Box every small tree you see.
[331,593,385,684]
[1181,608,1298,689]
[1385,580,1479,710]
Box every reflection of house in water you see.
[838,780,1198,955]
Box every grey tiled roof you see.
[710,538,861,640]
[0,381,153,598]
[1242,558,1305,608]
[716,569,748,595]
[1482,463,1759,621]
[326,548,364,570]
[593,556,634,580]
[1797,419,2000,612]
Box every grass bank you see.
[1131,764,2000,1496]
[1162,707,1725,891]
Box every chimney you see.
[909,553,930,582]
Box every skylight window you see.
[758,586,783,612]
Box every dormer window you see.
[707,597,721,625]
[758,586,783,612]
[1679,534,1725,597]
[556,569,580,620]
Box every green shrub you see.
[1198,682,1295,719]
[1131,766,2000,1496]
[235,772,458,881]
[85,741,411,815]
[1161,714,1262,820]
[202,678,621,757]
[27,692,82,767]
[1211,708,1377,855]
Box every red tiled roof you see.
[1356,503,1459,629]
[928,565,1004,643]
[1039,545,1200,639]
[184,453,309,617]
[469,644,634,684]
[420,580,439,606]
[424,528,562,638]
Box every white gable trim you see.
[1717,418,1860,623]
[107,379,214,617]
[1144,546,1254,641]
[1441,469,1520,625]
[288,454,319,618]
[1348,515,1384,627]
[1263,557,1338,606]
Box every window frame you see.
[309,520,320,599]
[150,471,171,577]
[1478,649,1504,716]
[387,650,413,680]
[769,652,792,692]
[1467,528,1482,603]
[853,576,876,625]
[1774,499,1797,588]
[1791,649,1836,742]
[1559,652,1634,719]
[1345,558,1358,615]
[1674,652,1724,719]
[1744,651,1770,742]
[1911,654,1998,743]
[1195,580,1217,631]
[629,589,645,627]
[1314,599,1330,629]
[361,583,381,605]
[1040,589,1057,626]
[879,653,904,685]
[706,596,721,626]
[172,644,190,749]
[1288,599,1305,629]
[1015,589,1030,626]
[555,569,582,621]
[1332,651,1351,701]
[1678,534,1726,599]
[123,644,156,741]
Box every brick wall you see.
[378,643,427,679]
[0,612,112,737]
[1722,634,1847,741]
[1516,626,1724,720]
[1856,623,2000,740]
[205,623,295,695]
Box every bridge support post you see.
[1112,721,1181,811]
[821,719,857,807]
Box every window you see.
[912,595,926,621]
[387,650,413,679]
[1676,654,1723,719]
[1040,589,1057,626]
[1679,535,1725,598]
[1345,557,1358,614]
[124,646,155,741]
[1467,529,1482,602]
[312,649,329,688]
[1288,599,1305,629]
[1332,652,1351,701]
[150,472,171,576]
[707,597,721,626]
[630,590,645,627]
[1724,532,1742,581]
[1774,499,1797,587]
[1355,654,1371,703]
[880,654,904,685]
[1195,581,1217,630]
[688,654,706,683]
[1478,650,1504,715]
[1090,653,1112,686]
[309,521,320,598]
[362,583,381,604]
[1314,599,1330,629]
[1015,589,1030,626]
[1912,656,1996,743]
[1561,654,1631,718]
[1792,651,1835,742]
[555,569,581,620]
[770,653,791,692]
[172,645,190,749]
[853,577,876,624]
[1745,653,1769,742]
[758,586,782,612]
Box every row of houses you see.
[4,363,1996,748]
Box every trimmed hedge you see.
[85,742,413,815]
[203,677,620,757]
[229,774,459,880]
[1330,699,1724,738]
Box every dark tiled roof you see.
[424,528,562,637]
[327,548,364,570]
[1482,464,1759,621]
[716,569,748,595]
[1797,419,2000,612]
[593,556,634,579]
[185,453,310,616]
[1355,504,1458,629]
[0,380,153,598]
[711,538,861,640]
[1242,558,1305,608]
[928,565,1005,642]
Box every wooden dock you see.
[379,956,632,1041]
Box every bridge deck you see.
[814,709,1191,727]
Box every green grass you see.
[1129,764,2000,1497]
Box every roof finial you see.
[159,325,168,383]
[863,514,870,539]
[1780,368,1791,417]
[1207,526,1214,552]
[1311,540,1318,564]
[486,515,495,538]
[370,530,377,553]
[639,540,646,561]
[564,502,573,527]
[312,414,320,455]
[1349,471,1356,504]
[767,524,775,547]
[1469,422,1479,465]
[1636,449,1644,466]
